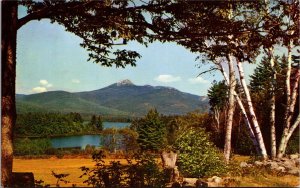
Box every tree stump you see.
[12,172,34,187]
[161,151,179,182]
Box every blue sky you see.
[16,7,258,96]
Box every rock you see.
[207,177,213,182]
[240,162,248,168]
[294,158,300,167]
[254,161,264,166]
[195,179,208,187]
[276,166,286,172]
[207,182,219,187]
[281,157,290,162]
[211,176,222,184]
[290,154,299,160]
[266,161,279,169]
[282,160,295,170]
[183,178,198,186]
[171,182,182,188]
[273,158,281,162]
[288,168,300,175]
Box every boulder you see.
[266,161,279,170]
[195,179,208,187]
[282,160,295,170]
[294,158,300,167]
[183,178,198,186]
[171,182,182,188]
[276,166,286,172]
[254,161,264,166]
[211,176,222,184]
[288,168,300,176]
[240,162,248,168]
[281,157,290,162]
[289,154,299,160]
[206,182,219,187]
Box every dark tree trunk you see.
[1,1,18,187]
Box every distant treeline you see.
[70,113,135,122]
[15,112,96,137]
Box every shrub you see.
[174,128,226,178]
[14,138,52,156]
[80,150,168,188]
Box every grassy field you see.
[13,156,300,187]
[13,157,130,187]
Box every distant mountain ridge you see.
[16,80,209,116]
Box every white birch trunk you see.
[268,47,277,158]
[219,64,260,154]
[286,114,300,144]
[236,61,268,160]
[278,39,294,158]
[280,69,299,155]
[224,55,236,163]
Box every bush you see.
[80,150,168,188]
[14,138,52,156]
[174,128,226,178]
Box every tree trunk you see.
[278,40,294,158]
[286,113,300,144]
[161,151,178,182]
[224,55,236,163]
[1,1,18,187]
[219,63,260,155]
[236,61,268,160]
[213,107,220,132]
[279,68,299,156]
[268,47,277,159]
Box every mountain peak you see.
[116,79,134,86]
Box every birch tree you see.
[261,0,300,158]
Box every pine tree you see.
[136,109,167,152]
[96,115,103,131]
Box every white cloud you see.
[32,87,47,93]
[46,84,53,88]
[155,74,181,83]
[188,77,210,84]
[39,79,48,86]
[71,79,80,84]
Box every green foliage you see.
[232,126,256,155]
[15,112,94,137]
[100,128,139,155]
[101,128,120,153]
[207,80,228,111]
[80,150,168,188]
[14,138,52,156]
[174,128,226,178]
[135,109,167,152]
[96,115,104,131]
[160,112,212,148]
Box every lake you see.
[50,122,130,149]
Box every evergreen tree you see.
[90,115,97,127]
[96,115,103,131]
[136,109,167,152]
